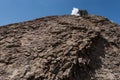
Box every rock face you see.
[0,15,120,80]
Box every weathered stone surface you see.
[0,15,120,80]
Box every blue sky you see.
[0,0,120,26]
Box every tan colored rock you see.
[0,15,120,80]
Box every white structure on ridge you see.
[71,8,80,16]
[71,8,88,16]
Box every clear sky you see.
[0,0,120,26]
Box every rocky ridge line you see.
[0,15,120,80]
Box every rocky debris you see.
[0,15,120,80]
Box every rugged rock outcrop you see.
[0,15,120,80]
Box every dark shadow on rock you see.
[68,35,110,80]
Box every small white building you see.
[71,8,80,16]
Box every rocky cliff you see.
[0,15,120,80]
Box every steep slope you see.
[0,15,120,80]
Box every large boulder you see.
[0,15,120,80]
